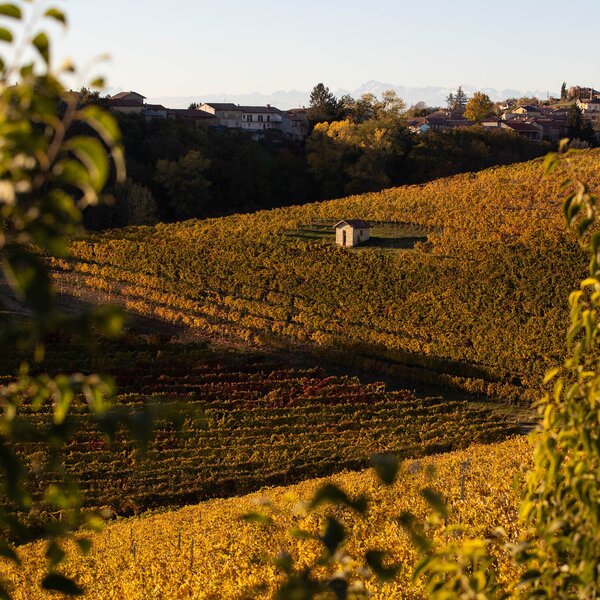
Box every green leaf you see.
[0,541,19,564]
[577,216,595,238]
[0,27,12,42]
[372,454,399,485]
[76,538,92,555]
[542,152,557,175]
[66,136,110,191]
[92,305,124,339]
[32,31,50,64]
[322,516,344,555]
[42,574,83,596]
[421,488,447,518]
[310,483,367,513]
[45,541,66,567]
[289,527,316,540]
[0,4,20,19]
[2,247,54,315]
[79,105,122,145]
[365,550,400,582]
[241,512,273,525]
[44,8,66,25]
[328,577,348,600]
[273,552,293,574]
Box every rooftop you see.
[334,219,371,229]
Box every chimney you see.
[267,103,271,108]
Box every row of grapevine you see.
[1,436,532,599]
[1,336,519,529]
[51,151,600,402]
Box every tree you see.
[566,103,596,144]
[155,150,212,220]
[446,87,468,110]
[454,85,469,109]
[343,90,406,124]
[464,91,495,121]
[115,179,158,226]
[560,81,567,101]
[307,82,342,125]
[188,102,199,110]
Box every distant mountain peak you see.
[149,81,556,111]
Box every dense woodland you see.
[83,99,551,230]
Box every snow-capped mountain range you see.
[146,81,557,111]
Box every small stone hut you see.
[334,220,371,247]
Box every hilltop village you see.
[101,83,600,144]
[105,91,310,139]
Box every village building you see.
[577,97,600,126]
[284,108,310,138]
[508,104,542,118]
[481,118,543,141]
[142,104,168,119]
[199,103,243,127]
[240,105,283,132]
[106,91,146,114]
[334,220,371,247]
[407,110,472,134]
[166,108,219,126]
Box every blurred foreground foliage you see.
[0,1,154,596]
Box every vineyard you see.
[50,150,600,402]
[0,335,519,527]
[2,436,532,599]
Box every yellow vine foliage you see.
[2,437,532,599]
[50,151,600,402]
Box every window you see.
[247,114,252,122]
[267,115,270,122]
[258,115,264,122]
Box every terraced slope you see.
[52,151,599,401]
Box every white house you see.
[577,98,600,126]
[334,220,371,247]
[240,105,283,133]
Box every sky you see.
[49,0,598,100]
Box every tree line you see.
[83,83,553,230]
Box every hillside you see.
[52,150,600,402]
[0,333,518,529]
[2,436,532,599]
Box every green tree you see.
[155,149,212,220]
[454,85,469,109]
[307,82,342,125]
[560,81,567,101]
[464,91,495,121]
[115,179,158,226]
[188,101,199,110]
[567,103,596,144]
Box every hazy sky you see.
[52,0,598,98]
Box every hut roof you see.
[334,220,371,229]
